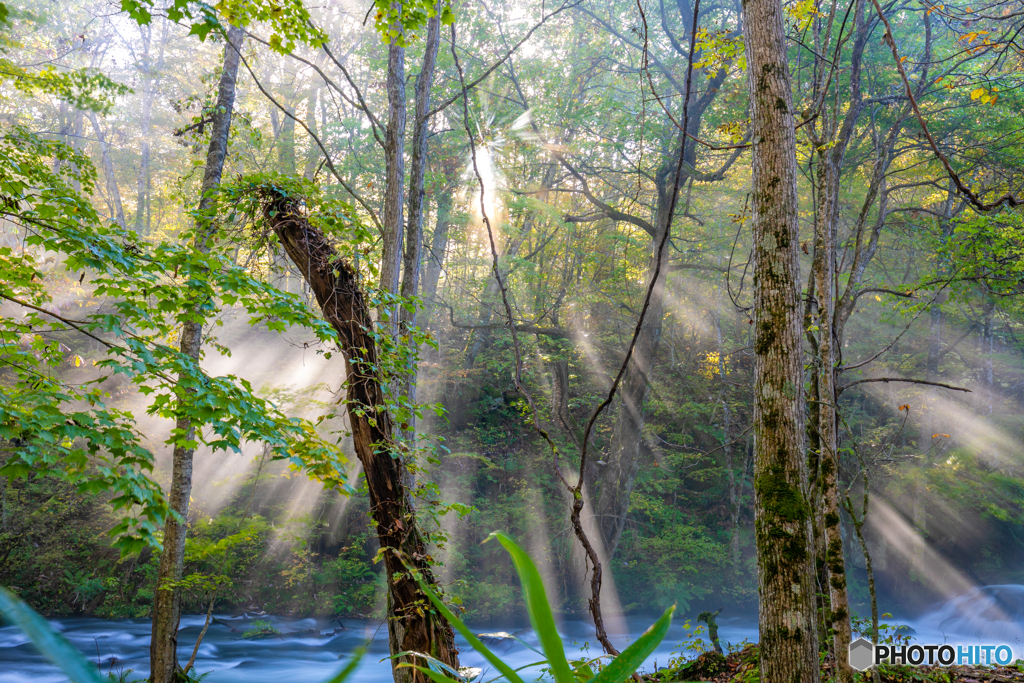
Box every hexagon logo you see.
[849,637,875,671]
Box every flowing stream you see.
[2,585,1023,683]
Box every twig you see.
[869,0,1022,211]
[428,0,581,118]
[229,40,384,233]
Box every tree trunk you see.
[715,305,743,572]
[278,102,296,175]
[981,294,995,415]
[811,149,852,683]
[86,111,127,228]
[379,32,407,323]
[149,26,244,683]
[397,10,442,430]
[262,191,460,683]
[135,21,167,233]
[745,0,820,678]
[420,193,452,325]
[302,69,323,181]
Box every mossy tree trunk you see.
[744,0,820,678]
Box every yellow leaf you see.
[990,94,998,105]
[74,355,82,367]
[971,87,985,100]
[875,295,882,302]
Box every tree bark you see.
[803,0,870,674]
[135,21,167,233]
[397,10,442,429]
[302,64,324,181]
[420,186,453,326]
[811,149,852,683]
[745,0,820,679]
[262,191,459,683]
[379,30,407,324]
[86,111,127,228]
[149,26,244,683]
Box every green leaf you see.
[0,588,107,683]
[488,532,575,683]
[412,579,526,683]
[589,605,675,683]
[402,665,462,683]
[325,645,366,683]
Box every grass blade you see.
[589,605,675,683]
[0,587,106,683]
[402,664,464,683]
[488,532,575,683]
[413,576,527,683]
[325,645,366,683]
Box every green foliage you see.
[0,5,129,114]
[241,618,281,638]
[371,0,456,46]
[0,124,354,552]
[407,532,675,683]
[119,0,325,53]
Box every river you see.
[2,585,1023,683]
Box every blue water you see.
[0,612,757,683]
[4,585,1024,683]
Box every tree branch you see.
[837,376,971,395]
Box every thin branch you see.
[837,376,971,395]
[870,0,1022,211]
[231,42,384,233]
[428,0,581,118]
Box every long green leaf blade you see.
[403,664,464,683]
[0,587,106,683]
[589,605,675,683]
[413,576,527,683]
[325,645,367,683]
[489,531,575,683]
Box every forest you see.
[0,0,1023,680]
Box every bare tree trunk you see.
[135,21,167,234]
[86,111,127,228]
[302,69,323,181]
[714,304,743,571]
[379,30,407,323]
[262,192,459,683]
[397,10,442,430]
[981,294,995,415]
[149,26,244,683]
[420,192,452,324]
[277,100,296,175]
[70,111,84,194]
[745,0,820,678]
